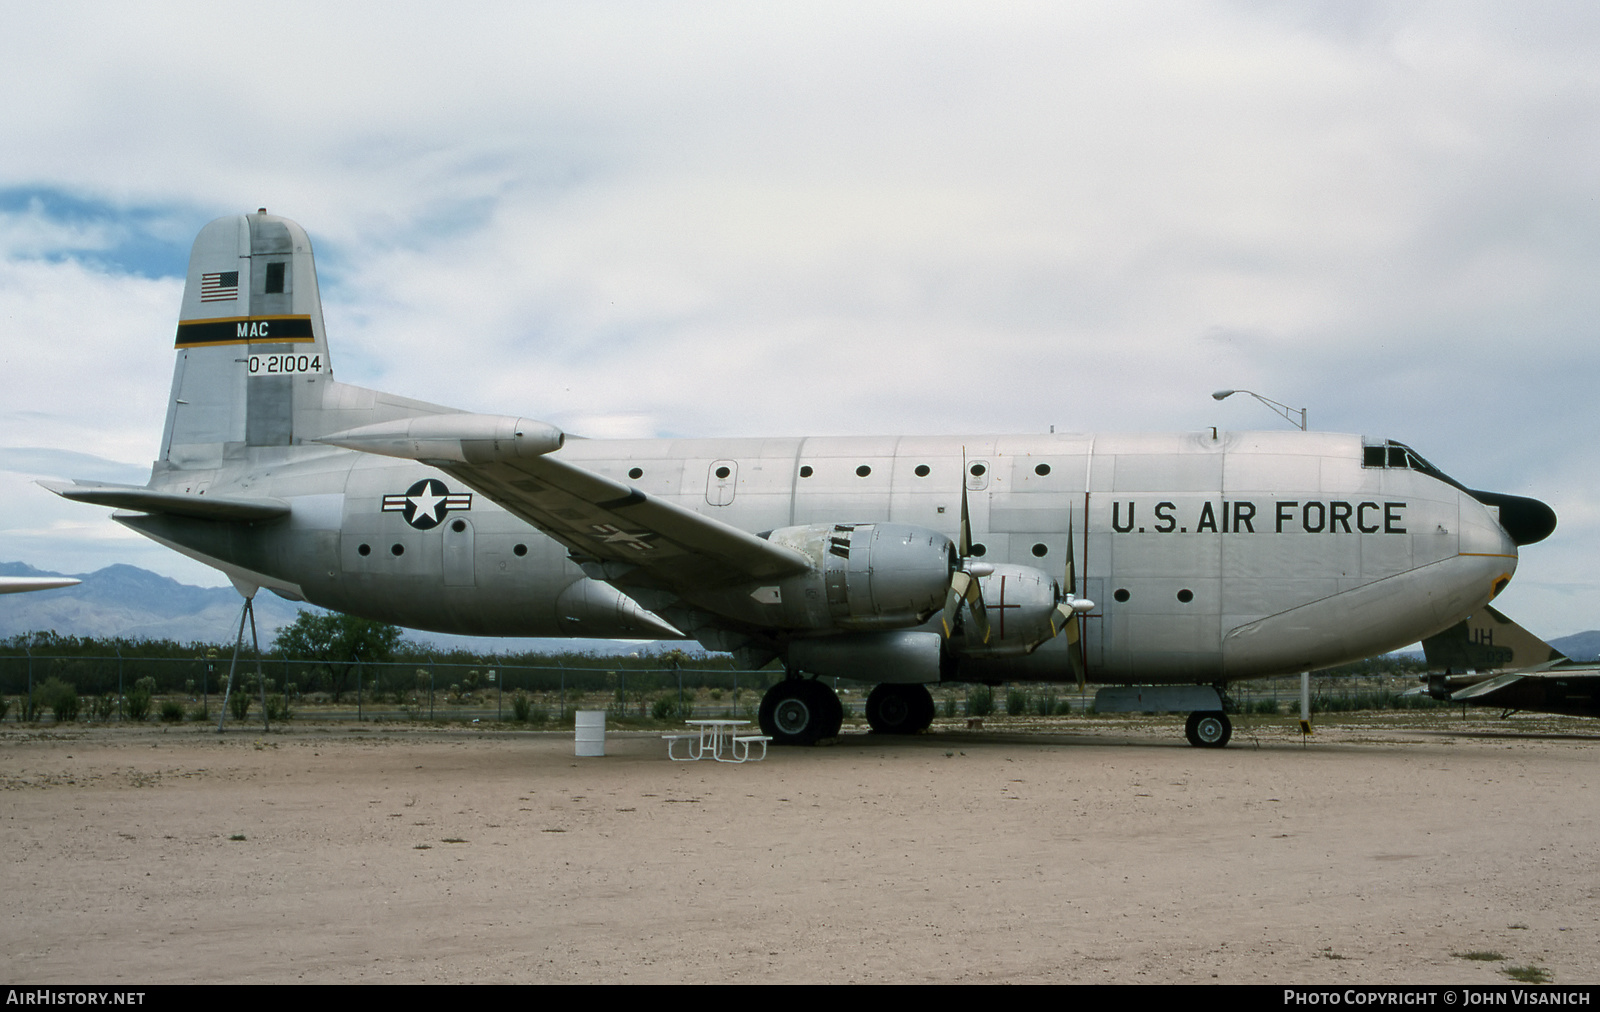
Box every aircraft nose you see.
[1467,489,1557,547]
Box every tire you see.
[818,683,844,739]
[759,679,831,746]
[866,683,933,734]
[1185,710,1232,748]
[908,684,935,732]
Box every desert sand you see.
[2,712,1597,985]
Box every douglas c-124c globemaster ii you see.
[46,211,1556,747]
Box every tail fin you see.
[158,209,332,469]
[1421,604,1568,672]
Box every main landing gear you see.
[864,683,935,735]
[758,676,843,746]
[756,678,941,744]
[1185,710,1232,748]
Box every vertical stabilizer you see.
[159,210,332,469]
[1421,604,1568,672]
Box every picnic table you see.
[663,719,770,762]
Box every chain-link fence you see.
[0,652,787,724]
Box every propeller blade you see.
[1066,519,1087,689]
[964,573,991,644]
[958,451,973,558]
[941,570,971,638]
[1066,516,1078,595]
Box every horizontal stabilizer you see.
[39,481,291,522]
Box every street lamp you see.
[1212,389,1307,431]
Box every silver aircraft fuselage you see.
[119,425,1518,684]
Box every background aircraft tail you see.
[1421,604,1567,672]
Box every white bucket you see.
[574,710,606,757]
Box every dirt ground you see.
[2,712,1597,985]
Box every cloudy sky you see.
[2,2,1598,637]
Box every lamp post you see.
[1212,389,1307,431]
[1212,388,1311,733]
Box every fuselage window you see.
[799,465,813,478]
[969,463,986,478]
[265,261,286,294]
[1031,543,1048,557]
[628,467,643,479]
[914,464,930,477]
[1035,463,1050,476]
[856,465,871,477]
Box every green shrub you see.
[966,685,995,718]
[228,691,251,722]
[160,700,185,722]
[187,704,210,723]
[92,694,116,721]
[942,694,958,718]
[32,678,78,723]
[1005,688,1028,715]
[651,695,679,720]
[265,695,291,721]
[125,689,151,722]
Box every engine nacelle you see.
[691,522,954,632]
[946,563,1062,658]
[769,522,955,631]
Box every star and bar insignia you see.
[588,523,658,552]
[382,479,472,530]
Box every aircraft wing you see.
[1443,668,1600,717]
[320,414,811,597]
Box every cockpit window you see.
[1362,439,1466,491]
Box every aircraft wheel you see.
[1185,711,1232,748]
[909,684,935,732]
[759,679,831,746]
[866,683,932,734]
[819,683,844,739]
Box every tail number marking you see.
[247,354,323,376]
